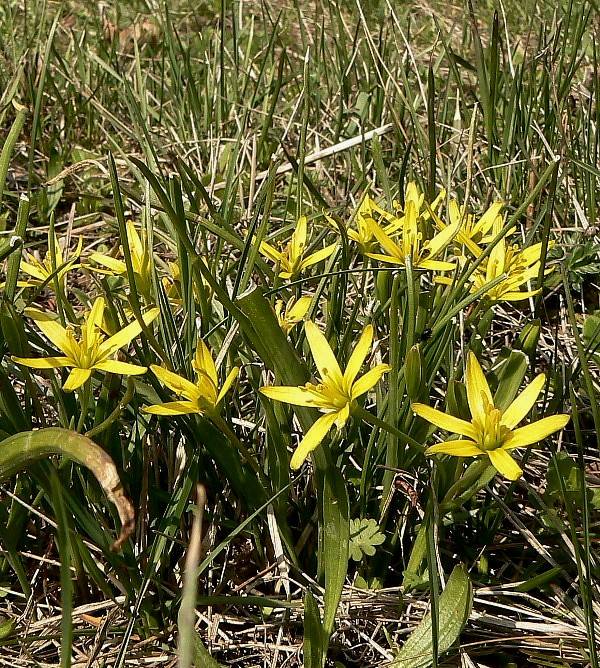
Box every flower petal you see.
[63,367,92,392]
[351,364,391,399]
[194,339,218,386]
[419,259,457,271]
[31,314,72,356]
[89,252,127,274]
[97,308,159,359]
[300,243,337,270]
[344,325,373,388]
[425,440,482,457]
[412,403,477,439]
[501,373,546,429]
[151,365,201,401]
[488,448,522,480]
[368,219,403,259]
[290,412,339,470]
[11,355,71,369]
[216,367,239,404]
[260,385,319,407]
[290,216,308,261]
[86,297,105,343]
[144,400,199,416]
[259,241,283,264]
[503,414,570,449]
[465,352,493,423]
[304,321,343,385]
[94,360,148,375]
[426,223,459,260]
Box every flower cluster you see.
[7,183,567,480]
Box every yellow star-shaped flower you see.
[261,321,390,469]
[13,297,159,391]
[412,352,569,480]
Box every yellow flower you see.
[16,230,82,289]
[432,200,504,257]
[260,322,390,469]
[366,199,458,272]
[470,216,551,302]
[275,295,312,334]
[145,340,239,416]
[90,221,153,299]
[161,260,212,306]
[259,216,337,279]
[12,297,159,391]
[412,351,569,480]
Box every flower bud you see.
[405,344,423,401]
[516,319,540,356]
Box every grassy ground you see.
[0,0,599,666]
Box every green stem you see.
[76,379,92,433]
[354,405,422,451]
[210,412,268,487]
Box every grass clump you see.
[0,1,598,666]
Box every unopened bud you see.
[516,319,540,356]
[405,344,423,401]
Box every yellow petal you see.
[365,253,405,266]
[86,297,105,343]
[94,360,148,375]
[299,243,337,270]
[304,321,343,386]
[90,252,127,274]
[290,411,339,470]
[63,367,92,391]
[472,201,503,236]
[425,440,482,457]
[287,295,312,321]
[501,374,546,429]
[194,339,218,385]
[11,355,71,369]
[33,316,73,357]
[412,403,477,439]
[465,352,493,423]
[19,262,47,281]
[426,223,459,260]
[488,448,522,480]
[151,365,201,401]
[333,402,351,428]
[97,308,159,359]
[259,241,283,264]
[216,367,239,404]
[419,259,457,271]
[144,400,199,416]
[351,364,391,399]
[260,385,319,407]
[368,219,402,259]
[344,325,373,388]
[290,216,308,261]
[502,414,570,449]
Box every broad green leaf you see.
[303,592,324,668]
[391,565,473,668]
[349,518,386,561]
[493,350,528,412]
[322,466,350,638]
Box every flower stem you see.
[210,412,268,487]
[76,379,92,433]
[354,405,423,451]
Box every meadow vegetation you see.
[0,0,599,665]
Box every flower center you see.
[473,396,510,450]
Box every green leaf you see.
[0,617,16,641]
[349,518,386,562]
[322,466,350,638]
[391,565,473,668]
[0,428,134,551]
[545,452,585,507]
[493,350,528,412]
[303,592,324,668]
